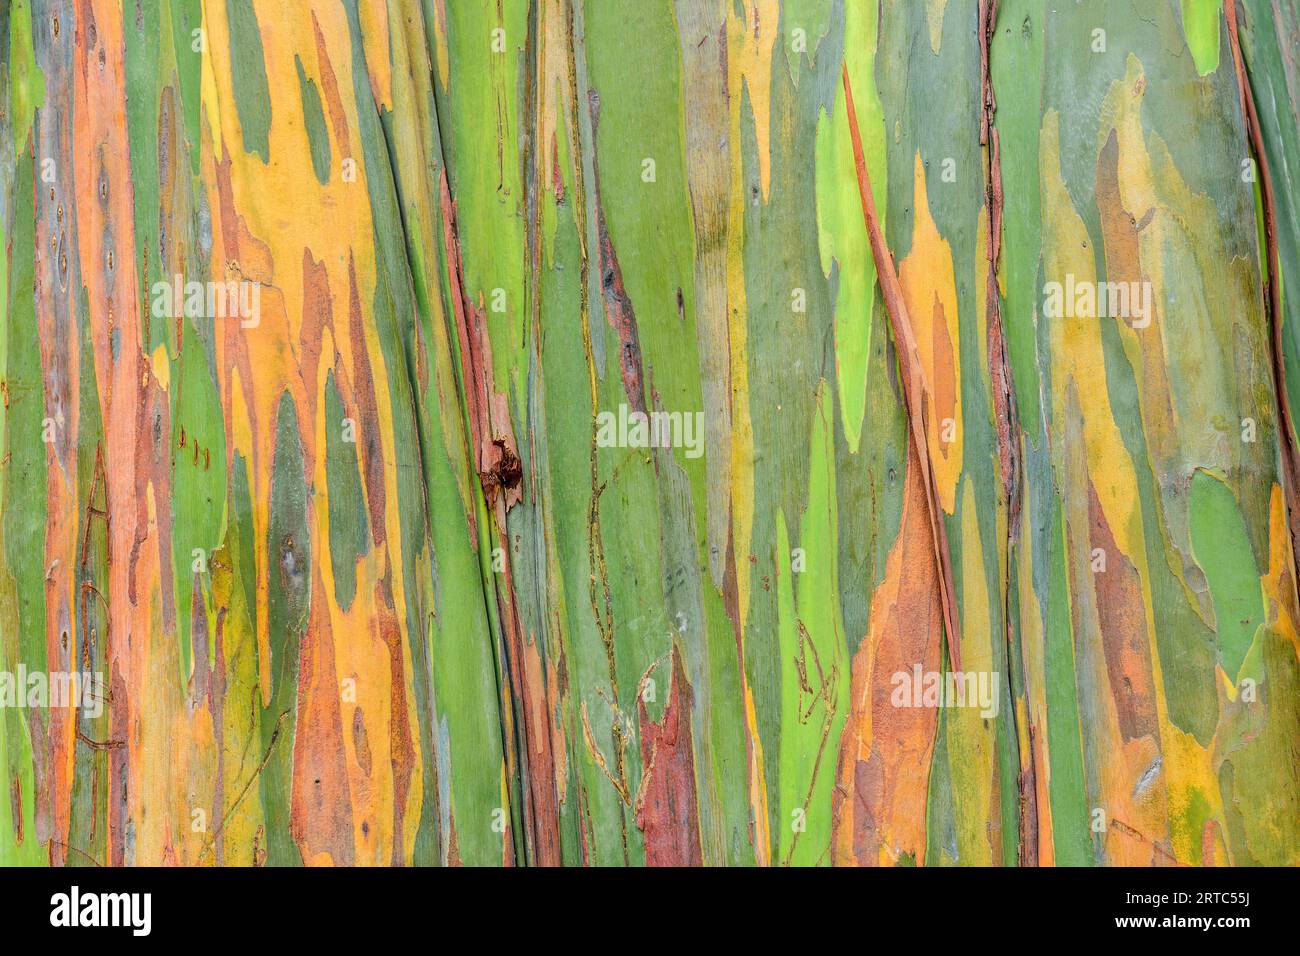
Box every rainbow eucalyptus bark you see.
[0,0,1296,867]
[994,0,1300,865]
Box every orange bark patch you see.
[832,443,943,865]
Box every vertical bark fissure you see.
[979,0,1038,867]
[1226,0,1300,600]
[435,146,527,867]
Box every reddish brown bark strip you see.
[841,63,962,671]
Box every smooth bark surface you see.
[0,0,1296,866]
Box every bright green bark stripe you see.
[1181,0,1223,75]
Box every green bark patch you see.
[226,0,272,162]
[324,369,369,610]
[1189,469,1263,682]
[296,55,331,184]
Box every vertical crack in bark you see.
[1226,0,1300,599]
[979,0,1039,867]
[435,121,528,870]
[841,64,962,672]
[500,0,565,866]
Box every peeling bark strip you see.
[0,0,1297,868]
[840,63,962,673]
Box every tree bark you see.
[0,0,1296,866]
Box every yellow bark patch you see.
[727,0,777,200]
[898,153,962,514]
[926,0,947,53]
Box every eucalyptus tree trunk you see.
[0,0,1295,867]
